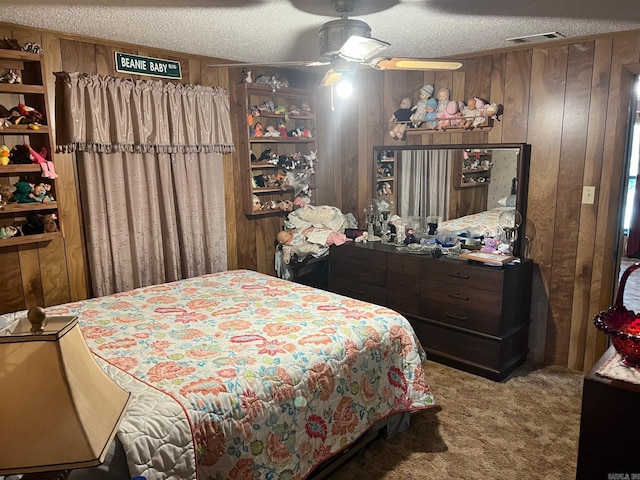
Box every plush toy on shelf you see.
[436,100,462,130]
[0,144,9,165]
[389,97,413,140]
[29,146,58,179]
[459,97,481,129]
[12,181,37,203]
[423,98,439,130]
[40,213,59,233]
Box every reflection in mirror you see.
[374,143,530,257]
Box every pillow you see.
[498,194,517,207]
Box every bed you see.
[437,206,516,239]
[0,269,434,479]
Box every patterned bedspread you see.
[43,269,435,479]
[439,207,514,237]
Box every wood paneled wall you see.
[2,21,638,371]
[314,32,640,371]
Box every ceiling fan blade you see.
[370,57,464,71]
[320,69,342,87]
[207,60,328,68]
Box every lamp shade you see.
[0,310,131,475]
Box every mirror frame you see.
[373,142,531,258]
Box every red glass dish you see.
[594,263,640,367]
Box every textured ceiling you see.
[2,0,640,66]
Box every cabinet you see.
[235,82,317,217]
[0,50,59,247]
[576,346,640,478]
[329,242,533,381]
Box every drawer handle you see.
[347,288,365,295]
[348,272,366,278]
[446,313,468,321]
[447,293,469,301]
[348,255,364,261]
[449,272,470,280]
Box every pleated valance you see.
[55,72,235,154]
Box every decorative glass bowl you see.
[593,263,640,367]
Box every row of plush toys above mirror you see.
[389,84,502,140]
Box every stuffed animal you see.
[22,214,44,235]
[31,182,53,202]
[29,146,58,179]
[389,97,413,140]
[0,144,9,165]
[410,84,434,127]
[9,144,31,164]
[0,184,15,203]
[0,225,21,239]
[40,213,59,233]
[12,181,37,203]
[481,237,499,253]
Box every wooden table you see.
[576,346,640,479]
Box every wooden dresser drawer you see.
[330,262,386,287]
[419,298,501,335]
[386,270,421,295]
[421,279,502,314]
[409,318,529,375]
[330,276,386,305]
[331,244,387,269]
[387,289,420,315]
[387,253,422,276]
[422,260,504,293]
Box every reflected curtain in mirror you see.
[56,73,233,296]
[398,149,452,223]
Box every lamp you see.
[498,209,523,256]
[0,307,131,480]
[338,35,390,62]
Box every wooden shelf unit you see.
[0,49,60,249]
[235,82,317,216]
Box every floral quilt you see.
[45,269,435,479]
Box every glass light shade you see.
[336,78,354,98]
[338,35,390,62]
[498,209,522,230]
[0,310,131,476]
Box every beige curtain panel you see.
[55,72,234,154]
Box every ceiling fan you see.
[208,0,464,87]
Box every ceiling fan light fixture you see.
[371,58,463,71]
[338,35,390,62]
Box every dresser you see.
[576,346,640,478]
[329,242,533,380]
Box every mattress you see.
[9,269,435,479]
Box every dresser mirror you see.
[373,143,530,258]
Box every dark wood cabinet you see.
[576,346,640,479]
[329,242,533,381]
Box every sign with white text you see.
[115,52,182,79]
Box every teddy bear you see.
[32,182,54,202]
[0,184,16,203]
[389,97,413,140]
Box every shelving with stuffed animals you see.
[235,81,317,217]
[0,49,60,246]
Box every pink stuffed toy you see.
[481,237,498,253]
[28,145,58,179]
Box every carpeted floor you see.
[328,360,584,480]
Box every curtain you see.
[56,72,232,296]
[628,182,640,257]
[398,149,451,224]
